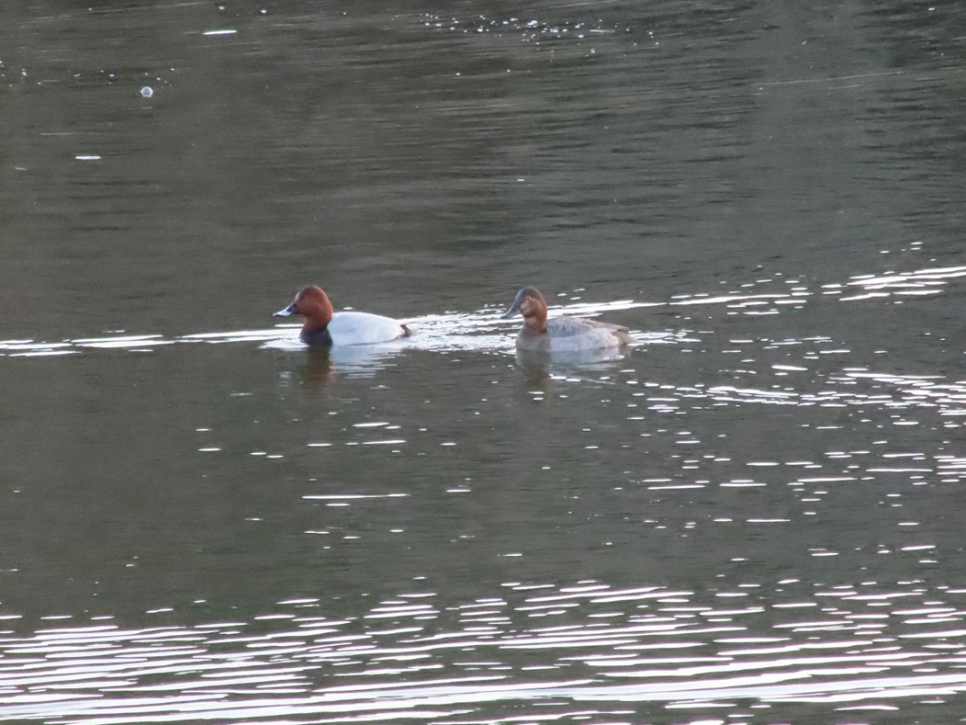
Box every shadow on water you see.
[297,347,335,390]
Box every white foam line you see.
[180,329,290,340]
[302,494,409,500]
[72,335,161,344]
[708,386,798,399]
[9,350,80,358]
[671,293,792,307]
[840,292,891,302]
[0,342,72,351]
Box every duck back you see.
[531,316,632,352]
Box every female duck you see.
[274,286,409,346]
[502,287,632,352]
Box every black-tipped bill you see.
[274,303,296,317]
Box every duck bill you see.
[274,303,296,317]
[501,299,522,319]
[502,288,530,319]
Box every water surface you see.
[3,1,966,722]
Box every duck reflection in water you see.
[299,347,335,389]
[295,346,406,388]
[514,347,628,391]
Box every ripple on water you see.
[3,579,966,722]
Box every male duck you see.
[274,286,409,346]
[502,287,632,352]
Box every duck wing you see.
[329,312,407,346]
[548,316,631,341]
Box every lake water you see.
[3,2,966,723]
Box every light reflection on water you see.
[0,296,670,364]
[4,579,966,723]
[5,285,966,722]
[3,258,965,359]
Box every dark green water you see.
[3,1,966,722]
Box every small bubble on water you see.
[140,86,154,98]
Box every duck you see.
[274,286,410,346]
[501,287,632,352]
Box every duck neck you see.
[522,307,548,334]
